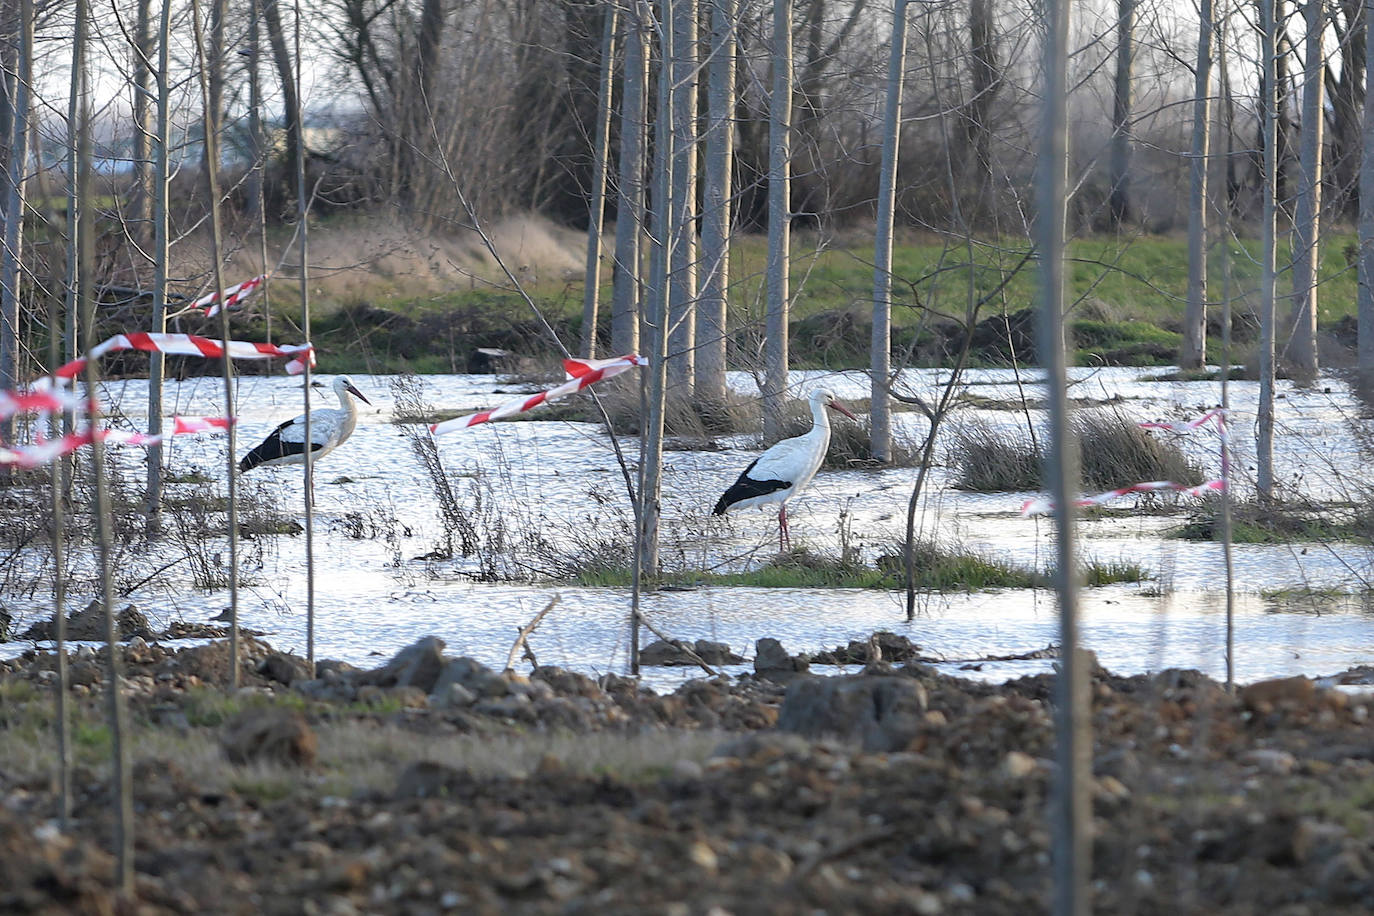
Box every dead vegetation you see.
[950,408,1206,492]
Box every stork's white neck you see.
[808,393,833,433]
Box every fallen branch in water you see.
[505,595,560,674]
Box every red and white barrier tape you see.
[0,416,234,469]
[1020,478,1225,517]
[197,273,266,318]
[431,353,646,435]
[56,332,314,379]
[1021,407,1229,517]
[0,386,87,421]
[1137,408,1226,434]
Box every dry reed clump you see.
[947,421,1042,491]
[950,409,1205,492]
[1076,409,1205,491]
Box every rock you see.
[21,601,152,642]
[432,657,508,699]
[258,652,313,686]
[0,605,13,642]
[468,347,514,373]
[692,640,744,665]
[294,678,357,702]
[359,636,446,693]
[1001,751,1039,780]
[811,631,924,665]
[638,640,699,667]
[532,666,605,698]
[316,659,363,681]
[1240,676,1317,714]
[430,682,477,709]
[776,675,927,752]
[1292,819,1346,865]
[1240,748,1297,775]
[753,638,809,680]
[395,760,465,799]
[221,707,317,767]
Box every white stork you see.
[713,387,858,551]
[239,377,371,493]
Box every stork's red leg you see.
[779,504,790,551]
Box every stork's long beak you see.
[345,382,371,405]
[827,398,858,421]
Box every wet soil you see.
[3,635,1374,915]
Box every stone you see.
[21,601,152,642]
[753,638,809,680]
[258,652,313,686]
[221,707,317,767]
[1001,751,1039,780]
[431,657,507,698]
[359,636,447,693]
[776,675,927,752]
[532,666,604,698]
[1241,748,1297,775]
[430,682,477,709]
[692,640,744,665]
[395,760,466,799]
[639,640,695,667]
[1240,676,1317,714]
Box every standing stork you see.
[713,387,858,551]
[239,377,371,498]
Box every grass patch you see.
[950,408,1205,493]
[566,542,1040,590]
[1172,500,1374,544]
[1260,585,1348,601]
[1081,558,1152,586]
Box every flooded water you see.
[5,365,1374,689]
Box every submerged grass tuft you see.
[950,408,1205,493]
[1172,499,1374,544]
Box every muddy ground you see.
[2,632,1374,915]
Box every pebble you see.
[1002,751,1038,780]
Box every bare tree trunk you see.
[1284,0,1323,381]
[580,5,619,360]
[695,0,736,404]
[638,0,674,582]
[263,0,301,185]
[1037,0,1089,908]
[145,0,173,524]
[1180,0,1213,369]
[666,0,698,392]
[612,4,647,356]
[1109,0,1135,228]
[1258,0,1279,498]
[201,0,225,189]
[247,0,265,226]
[871,0,909,464]
[74,0,134,884]
[763,0,792,440]
[132,0,153,241]
[287,0,317,673]
[0,0,30,453]
[192,0,241,687]
[1361,0,1374,373]
[964,0,1001,224]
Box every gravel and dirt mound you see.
[2,635,1374,913]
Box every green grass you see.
[1081,559,1152,586]
[570,544,1040,591]
[51,227,1367,376]
[1172,501,1374,544]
